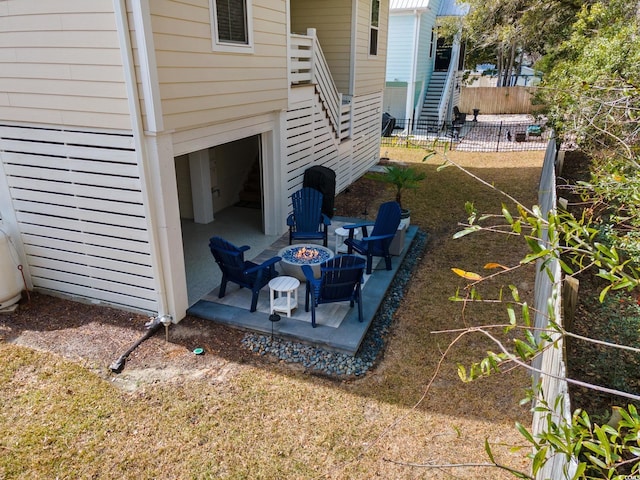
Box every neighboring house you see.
[0,0,388,322]
[384,0,467,128]
[467,65,543,87]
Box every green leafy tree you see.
[535,0,640,282]
[444,163,640,477]
[536,0,640,156]
[463,0,526,86]
[462,0,585,86]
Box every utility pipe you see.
[109,317,163,373]
[113,0,172,322]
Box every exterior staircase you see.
[419,71,448,125]
[237,159,261,207]
[290,29,352,142]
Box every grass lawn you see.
[0,147,545,479]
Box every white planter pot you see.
[399,209,410,229]
[389,223,407,256]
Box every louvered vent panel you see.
[0,124,158,313]
[284,91,382,198]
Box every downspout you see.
[349,0,357,181]
[113,0,172,323]
[286,0,292,100]
[349,0,357,96]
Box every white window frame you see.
[369,0,380,56]
[210,0,254,53]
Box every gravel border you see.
[241,230,428,377]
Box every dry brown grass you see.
[0,147,545,479]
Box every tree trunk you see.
[514,48,525,86]
[504,41,516,87]
[496,46,503,87]
[502,48,510,87]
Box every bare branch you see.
[562,330,640,354]
[439,156,537,217]
[477,328,640,402]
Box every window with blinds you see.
[210,0,253,52]
[369,0,380,56]
[216,0,247,43]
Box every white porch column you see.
[261,111,286,236]
[144,133,189,321]
[189,150,214,224]
[115,0,187,321]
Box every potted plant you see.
[367,164,426,226]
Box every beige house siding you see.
[0,0,131,130]
[147,0,289,133]
[354,0,388,95]
[290,0,353,94]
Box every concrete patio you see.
[185,210,419,355]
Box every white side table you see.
[269,276,300,317]
[335,227,360,254]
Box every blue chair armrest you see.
[343,221,374,230]
[343,222,374,239]
[301,264,318,283]
[244,256,281,274]
[286,214,294,227]
[320,213,331,226]
[259,256,282,269]
[359,233,396,243]
[238,245,251,253]
[302,266,322,300]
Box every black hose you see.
[109,318,163,373]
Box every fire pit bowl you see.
[277,244,335,280]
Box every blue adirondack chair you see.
[343,201,402,275]
[209,236,281,312]
[301,255,366,328]
[287,187,331,247]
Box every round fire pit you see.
[277,244,335,281]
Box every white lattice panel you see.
[0,124,158,313]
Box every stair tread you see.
[239,191,261,202]
[237,159,262,206]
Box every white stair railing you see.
[289,33,313,84]
[437,40,460,126]
[289,29,351,141]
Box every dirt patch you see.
[333,175,384,218]
[1,293,276,390]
